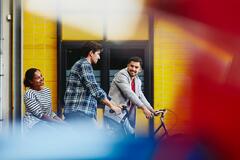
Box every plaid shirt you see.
[64,58,107,118]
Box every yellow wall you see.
[23,10,58,112]
[153,17,192,135]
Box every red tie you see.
[131,78,135,92]
[129,78,136,128]
[128,79,135,106]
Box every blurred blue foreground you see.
[0,122,217,160]
[0,123,156,160]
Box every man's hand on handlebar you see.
[149,108,167,117]
[148,108,160,116]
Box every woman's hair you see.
[24,68,40,88]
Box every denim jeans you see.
[64,111,97,128]
[104,116,135,138]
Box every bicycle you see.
[106,106,170,138]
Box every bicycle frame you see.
[154,110,169,139]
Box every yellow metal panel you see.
[97,108,104,127]
[23,49,35,60]
[23,9,58,112]
[153,17,192,135]
[23,36,34,49]
[135,109,149,137]
[43,49,57,60]
[51,98,57,113]
[45,20,57,37]
[44,67,57,82]
[45,38,57,49]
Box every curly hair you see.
[24,68,40,88]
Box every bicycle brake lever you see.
[155,109,167,115]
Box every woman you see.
[23,68,64,132]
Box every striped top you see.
[23,87,57,129]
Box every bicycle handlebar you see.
[155,109,167,114]
[110,106,167,117]
[155,109,167,118]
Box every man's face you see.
[127,61,141,78]
[90,50,101,64]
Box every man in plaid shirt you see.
[64,41,121,125]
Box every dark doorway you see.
[58,41,152,112]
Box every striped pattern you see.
[23,87,56,129]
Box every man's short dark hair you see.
[81,41,103,57]
[128,56,143,67]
